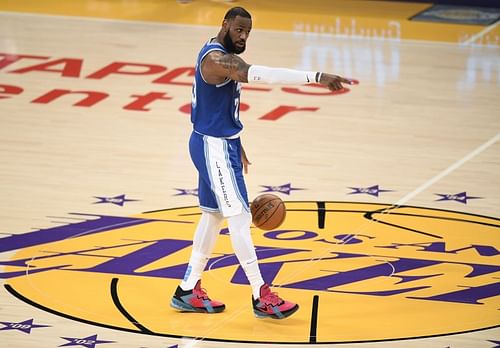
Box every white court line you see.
[461,20,500,46]
[333,131,500,246]
[275,132,500,286]
[394,132,500,207]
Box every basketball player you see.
[170,7,355,319]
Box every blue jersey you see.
[191,40,243,138]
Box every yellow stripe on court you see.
[0,0,498,45]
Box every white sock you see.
[228,211,265,299]
[241,257,265,299]
[181,211,224,290]
[180,251,208,290]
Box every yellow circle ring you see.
[5,201,500,344]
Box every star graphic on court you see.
[173,188,199,196]
[260,183,305,195]
[93,194,140,206]
[347,185,394,197]
[59,334,115,348]
[487,340,500,348]
[0,318,51,334]
[434,191,482,204]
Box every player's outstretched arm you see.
[247,65,357,91]
[202,51,357,91]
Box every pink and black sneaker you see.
[252,284,299,319]
[170,280,225,313]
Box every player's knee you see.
[204,210,224,223]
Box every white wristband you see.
[248,65,320,85]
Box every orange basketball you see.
[250,194,286,230]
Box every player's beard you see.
[224,31,245,54]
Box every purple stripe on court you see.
[0,215,187,253]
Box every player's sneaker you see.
[252,284,299,319]
[170,280,225,313]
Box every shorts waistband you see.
[193,130,241,139]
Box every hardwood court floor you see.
[0,6,499,348]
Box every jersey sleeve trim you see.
[215,79,232,88]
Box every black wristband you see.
[315,72,321,83]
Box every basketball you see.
[250,194,286,230]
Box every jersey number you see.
[191,79,197,109]
[234,82,241,121]
[234,98,240,121]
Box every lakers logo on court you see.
[2,202,499,344]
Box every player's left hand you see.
[320,73,358,91]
